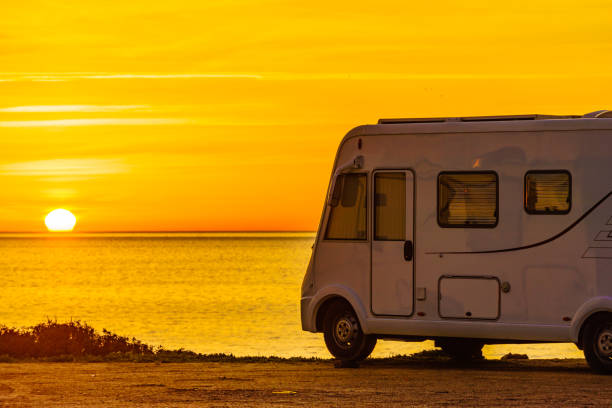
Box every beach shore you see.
[0,359,610,407]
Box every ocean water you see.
[0,232,582,359]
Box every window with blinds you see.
[524,171,571,214]
[438,172,498,228]
[374,172,406,241]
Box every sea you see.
[0,232,582,359]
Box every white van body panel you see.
[302,115,612,346]
[365,317,570,341]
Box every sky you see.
[0,0,611,232]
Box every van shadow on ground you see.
[354,356,592,374]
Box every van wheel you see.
[438,340,484,361]
[323,301,376,361]
[583,314,612,374]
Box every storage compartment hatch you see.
[439,276,500,319]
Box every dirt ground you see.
[0,359,610,407]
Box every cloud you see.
[0,105,150,113]
[1,72,610,83]
[0,73,263,81]
[0,158,129,176]
[0,117,323,127]
[0,118,193,127]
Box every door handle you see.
[404,240,413,261]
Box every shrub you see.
[0,320,153,358]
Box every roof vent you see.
[583,110,612,118]
[377,117,447,124]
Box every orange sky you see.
[1,1,611,231]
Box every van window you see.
[374,172,405,240]
[438,172,498,228]
[525,171,571,214]
[325,174,367,240]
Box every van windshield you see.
[325,174,367,240]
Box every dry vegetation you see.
[0,320,328,363]
[0,321,151,360]
[0,320,530,364]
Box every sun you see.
[45,209,77,232]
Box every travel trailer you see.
[300,110,612,373]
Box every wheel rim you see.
[596,327,612,359]
[333,314,359,350]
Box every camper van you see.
[300,110,612,372]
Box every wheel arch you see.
[311,285,369,333]
[577,311,612,350]
[571,297,612,347]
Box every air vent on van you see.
[377,114,581,124]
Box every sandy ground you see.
[0,359,610,407]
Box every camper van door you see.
[371,170,415,316]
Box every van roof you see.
[342,110,612,142]
[377,110,611,124]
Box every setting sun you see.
[44,209,77,232]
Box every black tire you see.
[438,339,484,361]
[583,314,612,374]
[323,301,376,361]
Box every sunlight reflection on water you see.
[0,232,583,359]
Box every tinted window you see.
[325,174,367,240]
[374,172,405,240]
[525,171,571,214]
[438,172,498,228]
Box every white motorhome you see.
[301,110,612,372]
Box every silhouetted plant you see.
[0,320,328,362]
[0,320,153,358]
[0,326,36,357]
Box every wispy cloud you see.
[0,72,610,83]
[74,74,263,79]
[0,158,129,176]
[0,117,320,127]
[0,118,193,127]
[43,187,77,199]
[0,73,263,82]
[31,79,67,82]
[0,104,150,113]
